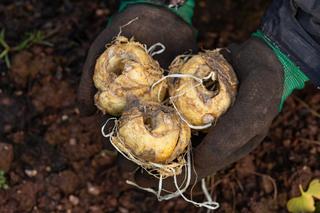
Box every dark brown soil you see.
[0,0,319,212]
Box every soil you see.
[0,0,319,212]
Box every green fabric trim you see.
[252,30,309,111]
[118,0,195,25]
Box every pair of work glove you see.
[77,1,311,190]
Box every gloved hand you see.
[135,34,309,190]
[77,3,197,168]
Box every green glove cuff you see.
[252,30,309,111]
[118,0,195,25]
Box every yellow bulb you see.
[168,50,238,128]
[112,103,191,163]
[93,36,167,116]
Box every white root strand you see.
[126,146,219,210]
[147,43,166,57]
[101,117,118,138]
[116,17,139,38]
[202,179,215,209]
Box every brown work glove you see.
[77,4,197,169]
[135,37,284,190]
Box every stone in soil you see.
[0,143,13,172]
[12,181,41,211]
[50,170,80,194]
